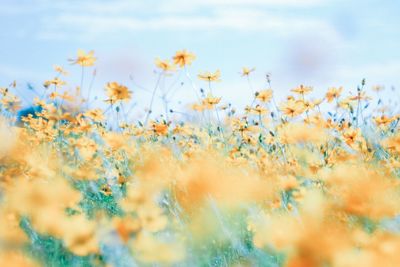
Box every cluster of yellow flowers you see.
[1,49,400,266]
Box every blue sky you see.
[1,0,400,113]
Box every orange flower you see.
[113,217,141,243]
[173,50,196,67]
[105,82,132,103]
[153,123,169,135]
[325,87,343,103]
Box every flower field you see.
[1,50,400,267]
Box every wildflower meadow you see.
[1,48,400,267]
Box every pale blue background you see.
[1,0,399,114]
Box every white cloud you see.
[36,6,339,42]
[156,0,329,13]
[3,0,332,42]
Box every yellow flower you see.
[1,94,21,112]
[325,87,343,103]
[241,67,255,77]
[349,91,371,101]
[198,70,221,82]
[300,99,315,111]
[103,132,130,151]
[280,100,305,117]
[202,95,221,109]
[49,92,58,100]
[44,77,66,88]
[53,65,68,75]
[173,50,196,67]
[190,103,205,112]
[105,82,132,103]
[374,115,394,126]
[338,97,353,109]
[155,58,175,71]
[279,122,328,145]
[70,49,96,67]
[58,91,75,102]
[291,84,313,95]
[313,98,323,106]
[342,128,362,146]
[382,135,400,154]
[249,105,268,115]
[84,109,105,122]
[256,89,273,103]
